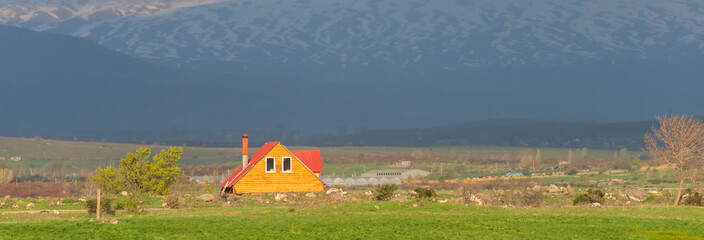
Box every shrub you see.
[166,194,185,209]
[521,190,544,207]
[85,198,115,215]
[566,169,578,176]
[116,194,144,213]
[373,183,398,201]
[682,192,703,206]
[61,198,76,204]
[412,186,436,200]
[573,189,605,205]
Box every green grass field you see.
[1,201,703,239]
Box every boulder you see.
[626,189,650,202]
[326,188,341,194]
[197,194,216,202]
[547,184,560,194]
[326,192,344,203]
[274,193,287,201]
[590,202,601,207]
[305,192,317,198]
[364,191,373,196]
[25,203,35,210]
[52,210,60,215]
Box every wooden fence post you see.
[97,189,101,220]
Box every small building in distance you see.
[220,134,324,194]
[361,169,430,179]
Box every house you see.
[220,134,324,194]
[361,169,430,179]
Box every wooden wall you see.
[235,143,324,193]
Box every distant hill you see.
[298,119,656,150]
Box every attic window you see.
[266,157,275,173]
[282,157,292,173]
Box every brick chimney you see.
[242,134,249,167]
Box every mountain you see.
[2,0,704,71]
[298,119,656,150]
[2,1,704,136]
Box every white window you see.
[266,157,275,173]
[282,157,292,173]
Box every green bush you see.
[682,192,703,206]
[116,194,144,213]
[61,198,76,204]
[566,169,578,176]
[412,186,437,200]
[85,198,115,215]
[573,189,605,205]
[373,183,398,201]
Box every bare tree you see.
[645,115,704,205]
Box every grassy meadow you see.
[1,200,703,239]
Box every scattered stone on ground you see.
[438,199,448,203]
[590,202,601,207]
[222,202,232,208]
[197,194,216,202]
[616,191,628,201]
[305,192,317,198]
[274,193,287,201]
[110,219,118,224]
[412,203,418,208]
[12,205,18,211]
[626,189,650,202]
[326,188,341,194]
[374,205,379,209]
[53,210,60,215]
[25,203,35,210]
[364,191,373,196]
[389,194,408,202]
[120,191,129,196]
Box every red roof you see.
[290,150,323,173]
[220,142,278,188]
[220,142,324,188]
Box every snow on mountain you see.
[2,0,704,68]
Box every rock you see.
[25,203,35,210]
[616,191,628,201]
[110,219,118,224]
[547,184,560,194]
[12,205,18,211]
[412,203,418,208]
[120,191,129,196]
[225,194,237,202]
[52,210,60,215]
[648,190,662,196]
[183,194,192,199]
[161,202,168,207]
[78,198,87,202]
[374,205,379,209]
[467,195,483,206]
[326,188,341,194]
[305,192,317,198]
[89,219,94,222]
[197,194,216,202]
[389,194,408,202]
[590,202,601,207]
[364,191,373,196]
[626,189,650,202]
[438,199,448,203]
[327,192,344,203]
[274,193,287,201]
[221,202,232,208]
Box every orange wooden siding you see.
[234,143,324,193]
